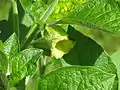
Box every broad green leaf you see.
[65,0,120,33]
[94,52,117,74]
[3,33,20,60]
[63,25,103,65]
[111,50,120,90]
[0,0,11,21]
[94,52,118,90]
[0,51,8,73]
[0,71,8,90]
[38,66,115,90]
[10,48,42,84]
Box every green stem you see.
[39,55,47,75]
[21,24,38,50]
[12,0,19,38]
[25,24,38,40]
[40,0,59,22]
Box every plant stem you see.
[12,0,19,38]
[21,24,38,50]
[40,55,47,75]
[40,0,59,22]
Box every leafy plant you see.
[0,0,120,90]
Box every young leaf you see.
[65,0,120,33]
[38,66,115,90]
[63,25,103,65]
[3,33,20,60]
[10,48,43,85]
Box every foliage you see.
[0,0,120,90]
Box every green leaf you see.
[111,50,120,90]
[94,52,118,90]
[0,51,8,73]
[94,52,117,74]
[10,48,43,84]
[0,71,8,90]
[3,33,20,60]
[64,0,120,33]
[21,13,33,28]
[0,0,11,21]
[63,25,103,65]
[38,66,115,90]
